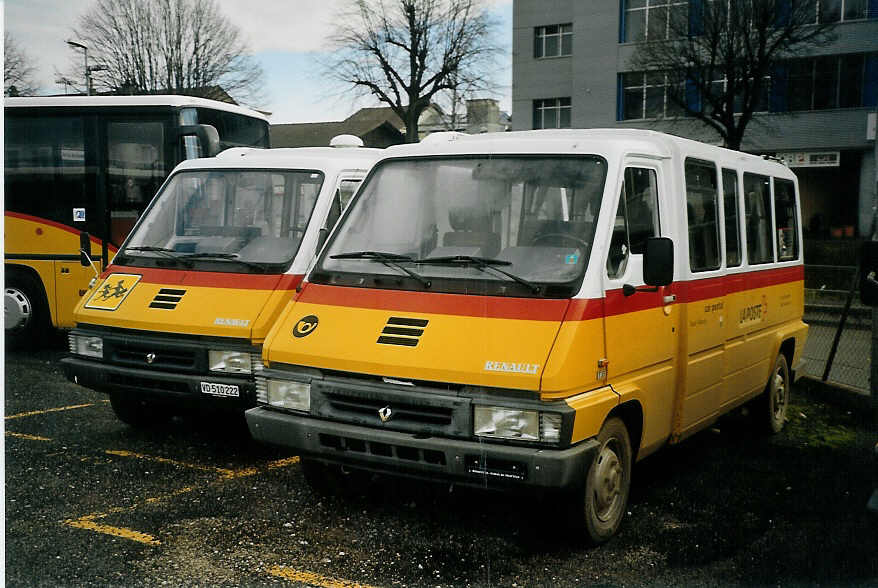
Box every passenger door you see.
[602,162,678,452]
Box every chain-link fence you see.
[801,282,872,394]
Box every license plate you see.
[200,382,240,397]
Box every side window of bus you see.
[722,168,742,267]
[606,167,659,278]
[326,178,361,229]
[774,178,799,261]
[685,158,720,272]
[743,172,774,264]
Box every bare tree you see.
[5,32,39,96]
[629,0,834,150]
[67,0,265,106]
[328,0,500,142]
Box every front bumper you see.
[246,407,599,490]
[62,356,256,411]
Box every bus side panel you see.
[54,260,99,328]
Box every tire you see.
[760,352,790,434]
[109,392,163,428]
[563,417,632,544]
[5,270,50,351]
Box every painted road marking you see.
[64,516,161,546]
[5,402,99,420]
[5,431,52,441]
[64,453,301,545]
[266,566,378,588]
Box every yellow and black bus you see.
[4,95,269,348]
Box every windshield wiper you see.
[414,255,541,294]
[180,252,269,272]
[330,251,431,288]
[123,246,192,267]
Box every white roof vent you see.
[330,134,364,148]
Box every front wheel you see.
[760,352,790,434]
[562,417,632,544]
[5,271,49,350]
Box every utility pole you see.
[66,40,90,95]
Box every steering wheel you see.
[530,232,590,250]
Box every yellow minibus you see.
[246,129,808,543]
[62,140,380,426]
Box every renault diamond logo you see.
[378,406,392,422]
[146,353,156,364]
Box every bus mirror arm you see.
[79,231,100,278]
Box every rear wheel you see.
[109,392,163,428]
[5,271,49,350]
[760,352,790,434]
[562,417,632,544]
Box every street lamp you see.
[66,39,96,96]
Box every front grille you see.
[324,391,453,426]
[318,433,446,465]
[113,344,196,370]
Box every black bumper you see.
[61,356,256,411]
[246,407,599,490]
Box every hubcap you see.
[5,287,32,331]
[592,443,623,522]
[772,366,787,420]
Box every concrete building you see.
[512,0,878,250]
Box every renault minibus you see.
[62,140,380,426]
[246,129,808,543]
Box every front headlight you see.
[68,334,103,359]
[208,350,252,374]
[474,406,539,441]
[474,406,563,444]
[257,376,310,412]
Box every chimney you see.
[466,99,499,134]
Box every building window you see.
[533,98,571,129]
[802,0,874,23]
[619,72,685,120]
[534,24,572,58]
[622,0,689,42]
[782,53,877,111]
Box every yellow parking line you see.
[223,456,300,479]
[64,516,160,546]
[266,566,378,588]
[105,450,238,477]
[5,431,52,441]
[6,403,96,420]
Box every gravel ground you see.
[5,340,877,587]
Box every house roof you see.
[271,118,404,148]
[343,106,404,130]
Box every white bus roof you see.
[383,128,794,177]
[174,146,383,173]
[4,95,268,121]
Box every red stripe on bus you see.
[298,264,804,322]
[5,211,118,252]
[100,265,303,291]
[297,283,572,321]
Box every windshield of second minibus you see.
[318,156,606,297]
[120,169,324,271]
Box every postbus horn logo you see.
[292,315,319,338]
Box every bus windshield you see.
[121,169,324,272]
[318,156,607,297]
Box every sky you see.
[3,0,513,125]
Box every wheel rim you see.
[5,287,32,332]
[592,441,624,523]
[771,362,788,422]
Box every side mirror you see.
[317,227,330,252]
[860,241,878,307]
[644,237,674,287]
[178,124,221,158]
[79,231,92,267]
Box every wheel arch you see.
[607,400,644,462]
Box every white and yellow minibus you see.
[245,129,808,543]
[62,140,380,426]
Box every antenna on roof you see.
[330,134,364,148]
